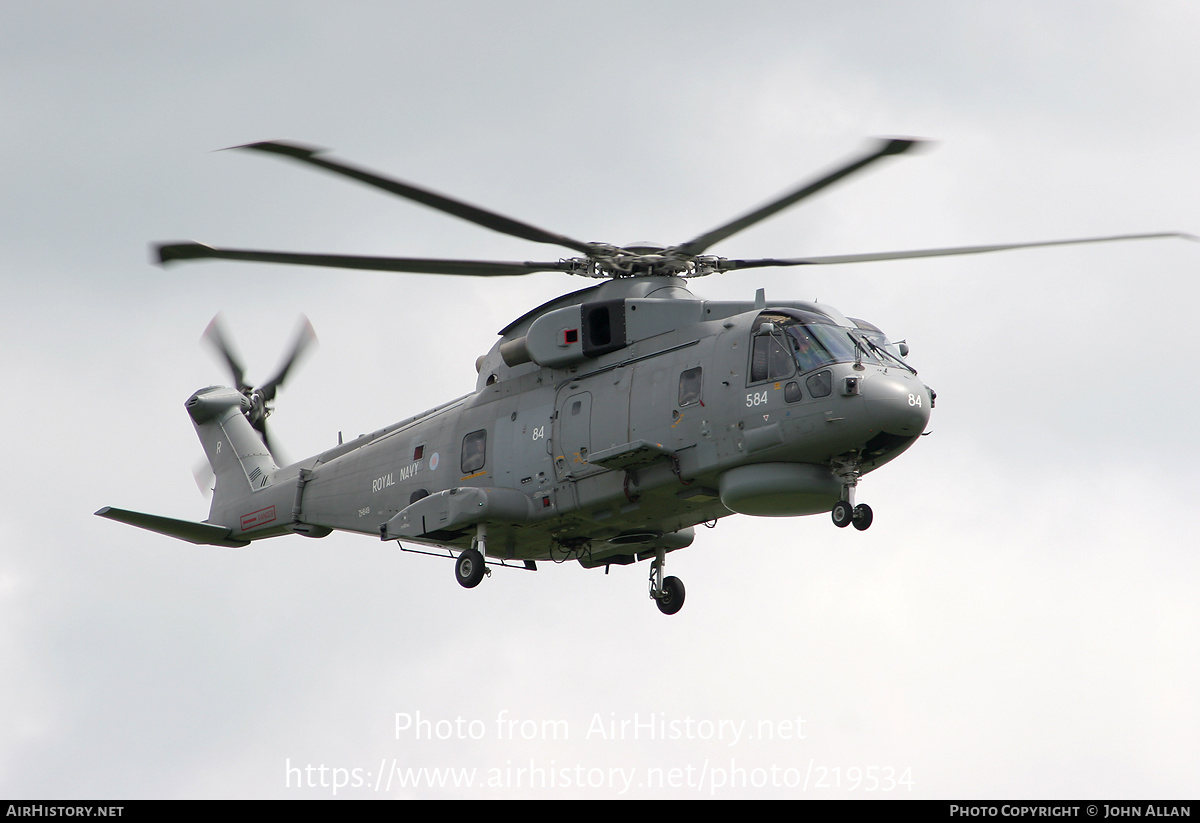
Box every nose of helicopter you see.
[861,373,931,437]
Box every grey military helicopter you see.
[96,138,1184,614]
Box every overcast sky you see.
[2,0,1198,799]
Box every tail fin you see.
[186,386,280,519]
[95,387,285,546]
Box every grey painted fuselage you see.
[176,276,932,569]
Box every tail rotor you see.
[201,314,317,459]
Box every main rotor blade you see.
[259,316,316,402]
[157,242,574,277]
[675,137,923,257]
[231,141,598,256]
[717,232,1195,270]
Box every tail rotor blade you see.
[260,316,317,402]
[193,459,215,498]
[260,423,287,467]
[199,315,316,465]
[202,314,248,392]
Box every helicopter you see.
[95,137,1186,614]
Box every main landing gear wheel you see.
[648,547,685,615]
[831,500,854,528]
[455,548,486,588]
[852,503,873,531]
[657,576,685,616]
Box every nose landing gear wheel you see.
[831,500,854,528]
[656,576,685,615]
[852,503,873,531]
[455,548,486,588]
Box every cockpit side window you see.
[807,370,833,398]
[850,317,906,363]
[750,334,795,383]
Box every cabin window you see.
[461,430,487,473]
[785,381,802,403]
[678,367,703,406]
[413,444,424,460]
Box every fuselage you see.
[208,277,933,567]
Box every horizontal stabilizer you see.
[95,506,249,548]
